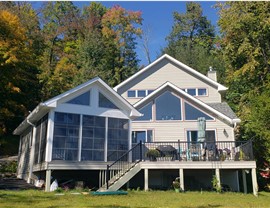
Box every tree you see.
[218,2,270,164]
[39,2,81,99]
[0,10,39,136]
[101,5,142,86]
[75,4,142,87]
[164,2,224,77]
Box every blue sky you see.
[32,1,219,66]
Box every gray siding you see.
[17,128,32,180]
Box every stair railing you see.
[106,141,143,189]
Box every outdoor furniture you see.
[156,145,177,161]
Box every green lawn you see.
[0,190,269,208]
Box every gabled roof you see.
[114,54,228,92]
[14,77,141,135]
[133,81,240,126]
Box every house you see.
[14,54,257,195]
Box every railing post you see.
[140,140,143,161]
[106,165,109,189]
[178,140,181,161]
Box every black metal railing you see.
[142,140,254,162]
[106,141,143,189]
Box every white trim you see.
[134,82,240,126]
[78,114,83,162]
[104,117,108,162]
[114,54,228,92]
[45,111,54,162]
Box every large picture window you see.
[81,115,105,161]
[184,103,213,120]
[156,91,181,120]
[52,112,80,161]
[134,102,152,121]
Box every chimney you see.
[207,66,217,82]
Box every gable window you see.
[187,89,196,96]
[127,89,154,98]
[127,90,136,97]
[66,91,90,106]
[138,90,146,97]
[156,91,181,120]
[184,103,213,120]
[198,88,207,96]
[134,102,152,121]
[99,92,119,109]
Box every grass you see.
[0,190,269,208]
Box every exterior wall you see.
[132,118,234,142]
[117,59,222,104]
[17,127,32,180]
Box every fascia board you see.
[134,82,234,125]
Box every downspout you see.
[27,119,35,127]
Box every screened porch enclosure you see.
[52,112,129,162]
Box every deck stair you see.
[97,141,143,192]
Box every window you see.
[198,88,207,96]
[52,112,80,161]
[183,88,207,96]
[127,90,136,97]
[99,92,118,109]
[138,90,146,97]
[81,115,105,161]
[66,91,90,106]
[184,103,213,120]
[187,89,196,96]
[156,91,181,120]
[127,89,154,98]
[34,114,48,164]
[107,118,129,161]
[132,130,153,143]
[134,102,152,121]
[187,130,216,143]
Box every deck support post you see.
[45,169,51,192]
[179,168,184,191]
[251,168,258,196]
[242,170,247,194]
[144,168,149,191]
[215,168,221,189]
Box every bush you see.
[146,149,160,158]
[0,161,17,173]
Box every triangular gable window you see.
[99,92,119,109]
[66,91,90,106]
[184,102,213,120]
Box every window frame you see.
[184,102,214,121]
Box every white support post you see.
[215,168,221,189]
[45,111,55,162]
[78,114,83,161]
[45,169,51,192]
[144,168,149,191]
[104,117,108,162]
[179,168,184,191]
[251,168,258,196]
[242,170,247,194]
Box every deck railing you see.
[142,140,254,162]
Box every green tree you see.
[218,2,270,164]
[39,2,81,99]
[164,2,224,77]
